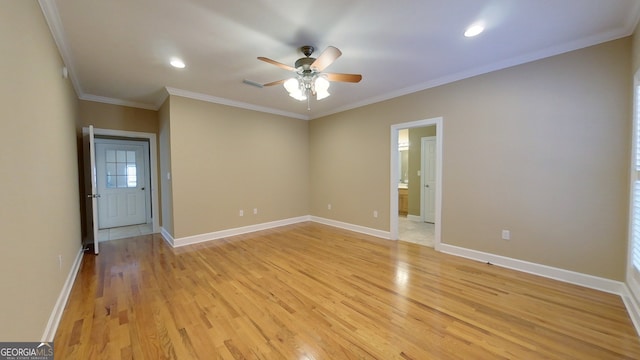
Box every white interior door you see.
[82,126,99,254]
[421,137,437,223]
[95,140,148,229]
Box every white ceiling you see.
[40,0,640,120]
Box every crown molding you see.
[38,0,82,97]
[164,87,309,120]
[79,94,159,110]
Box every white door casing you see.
[95,139,150,229]
[421,137,437,223]
[82,126,99,254]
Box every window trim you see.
[627,70,640,296]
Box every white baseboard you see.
[171,216,311,247]
[164,216,391,248]
[407,214,422,222]
[160,226,175,247]
[41,246,84,342]
[438,243,625,295]
[438,243,640,336]
[623,276,640,336]
[310,216,391,240]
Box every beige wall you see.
[158,99,174,236]
[167,95,309,238]
[77,100,158,134]
[408,126,436,216]
[309,108,391,228]
[0,1,81,340]
[310,38,631,280]
[633,21,640,74]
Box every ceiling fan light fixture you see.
[314,76,330,91]
[283,78,307,101]
[260,45,359,106]
[314,76,330,100]
[284,77,307,101]
[284,78,299,93]
[290,90,307,101]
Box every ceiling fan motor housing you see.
[295,57,316,73]
[295,45,317,74]
[300,45,314,57]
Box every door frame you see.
[420,136,437,223]
[92,128,160,234]
[82,125,99,253]
[390,117,443,249]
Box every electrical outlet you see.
[58,255,62,270]
[239,210,244,217]
[253,208,258,215]
[501,230,510,240]
[373,210,378,218]
[328,204,332,210]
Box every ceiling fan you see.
[246,45,362,108]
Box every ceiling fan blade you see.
[242,79,264,88]
[325,73,362,83]
[263,79,287,86]
[258,57,295,72]
[311,46,342,71]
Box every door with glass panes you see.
[95,140,148,229]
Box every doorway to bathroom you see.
[390,118,442,248]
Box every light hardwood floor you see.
[54,222,640,359]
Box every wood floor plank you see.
[54,222,640,359]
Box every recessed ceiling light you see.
[170,58,185,68]
[464,24,484,38]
